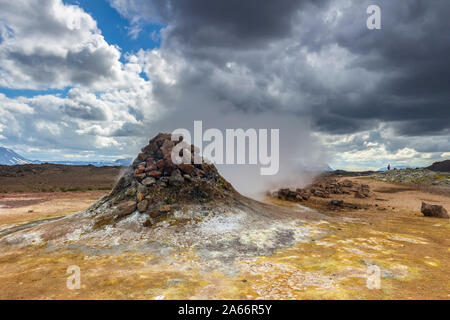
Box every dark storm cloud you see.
[119,0,450,139]
[2,0,447,167]
[321,0,450,136]
[385,134,450,154]
[158,0,328,49]
[112,0,329,49]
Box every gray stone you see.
[137,199,149,213]
[330,200,344,207]
[169,169,184,186]
[125,186,137,197]
[142,177,156,187]
[137,184,148,195]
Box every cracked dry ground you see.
[0,178,448,300]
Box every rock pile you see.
[107,133,236,227]
[273,178,371,202]
[371,168,450,186]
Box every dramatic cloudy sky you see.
[0,0,449,172]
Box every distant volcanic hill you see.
[0,147,32,165]
[426,160,450,172]
[1,133,323,252]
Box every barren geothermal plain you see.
[0,139,448,300]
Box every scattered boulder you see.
[421,202,449,219]
[330,200,344,207]
[354,191,366,198]
[143,218,153,227]
[273,177,370,203]
[341,179,353,187]
[277,188,298,202]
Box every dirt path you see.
[0,191,109,227]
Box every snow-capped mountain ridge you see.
[0,146,132,167]
[0,147,33,165]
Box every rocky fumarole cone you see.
[0,133,323,248]
[102,133,238,228]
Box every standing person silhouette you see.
[387,164,391,171]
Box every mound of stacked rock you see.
[107,133,236,227]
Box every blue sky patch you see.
[65,0,162,55]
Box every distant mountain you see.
[34,158,133,167]
[0,147,33,165]
[426,160,450,172]
[0,146,133,167]
[112,158,133,166]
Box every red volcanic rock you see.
[160,140,174,155]
[179,163,196,175]
[156,160,165,169]
[145,163,157,172]
[137,152,147,161]
[134,173,146,180]
[135,164,146,174]
[148,170,162,179]
[162,154,177,174]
